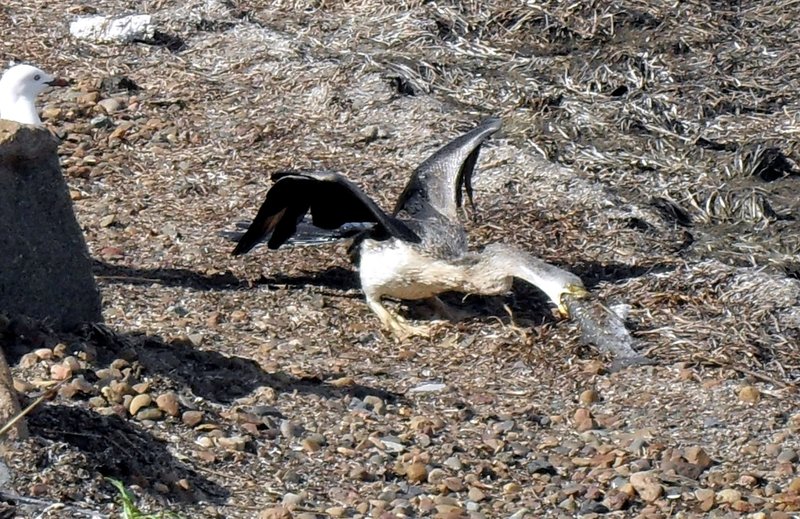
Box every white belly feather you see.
[358,239,513,300]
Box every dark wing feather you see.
[232,171,419,256]
[393,117,501,220]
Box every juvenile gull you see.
[231,118,589,339]
[0,64,67,125]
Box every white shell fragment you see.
[408,382,447,394]
[70,15,155,44]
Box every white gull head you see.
[0,64,63,125]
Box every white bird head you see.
[0,64,67,125]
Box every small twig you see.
[0,490,108,519]
[0,378,69,438]
[693,354,795,388]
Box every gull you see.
[0,64,68,125]
[231,118,589,339]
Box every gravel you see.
[3,0,800,517]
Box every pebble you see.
[349,465,371,481]
[427,468,446,484]
[33,348,53,360]
[579,389,599,404]
[363,395,386,415]
[573,408,597,432]
[328,376,354,387]
[280,419,304,439]
[406,462,427,483]
[443,456,462,471]
[182,410,204,427]
[408,382,447,393]
[156,392,180,416]
[325,506,345,517]
[91,115,113,129]
[12,379,34,393]
[630,471,663,502]
[683,446,712,468]
[50,363,73,381]
[716,488,741,503]
[216,436,247,451]
[442,477,464,492]
[136,408,163,421]
[302,437,322,453]
[777,448,798,463]
[128,394,152,415]
[738,385,760,403]
[578,500,609,514]
[132,382,150,394]
[259,506,292,519]
[18,353,39,369]
[97,98,122,114]
[468,487,486,502]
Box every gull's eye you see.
[33,74,41,81]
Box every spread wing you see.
[232,171,420,255]
[393,117,502,220]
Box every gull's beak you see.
[46,77,70,87]
[558,283,590,317]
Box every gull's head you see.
[535,268,588,317]
[0,64,66,125]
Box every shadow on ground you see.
[27,404,229,504]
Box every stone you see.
[217,436,247,451]
[363,395,386,415]
[50,363,73,381]
[128,393,152,415]
[573,408,597,432]
[787,477,800,493]
[96,98,122,114]
[406,462,427,483]
[182,410,204,427]
[684,446,713,469]
[259,506,293,519]
[468,487,486,502]
[136,408,163,421]
[694,488,715,511]
[0,122,102,329]
[427,468,446,484]
[630,471,663,502]
[716,488,741,504]
[777,449,798,463]
[579,389,599,404]
[156,392,180,416]
[738,385,760,403]
[280,419,303,439]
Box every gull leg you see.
[365,295,431,341]
[426,297,472,322]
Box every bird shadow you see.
[92,259,246,291]
[92,260,361,295]
[93,256,668,297]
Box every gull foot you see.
[387,315,432,342]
